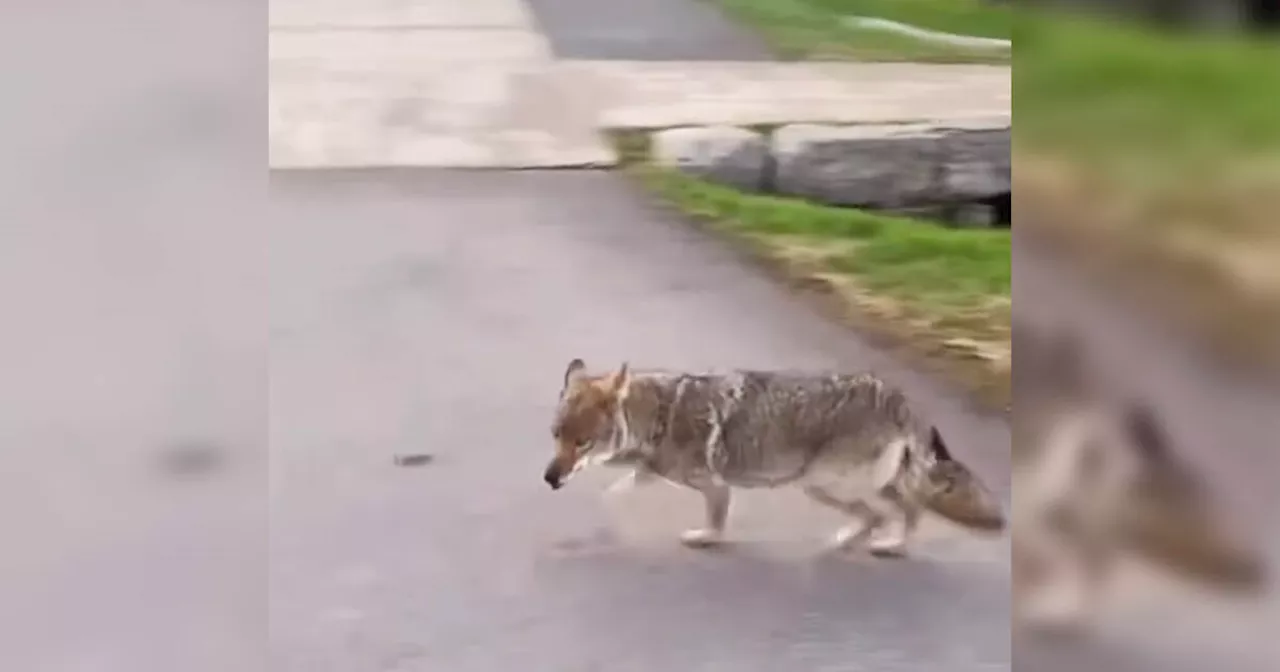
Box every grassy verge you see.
[1016,12,1280,372]
[715,0,1012,62]
[615,131,1011,409]
[1017,13,1280,178]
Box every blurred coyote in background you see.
[1013,322,1267,632]
[543,359,1005,555]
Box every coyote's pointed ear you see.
[929,426,953,462]
[1122,400,1205,503]
[562,358,587,392]
[606,362,631,400]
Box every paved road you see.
[268,170,1011,672]
[7,154,1273,671]
[260,176,1275,672]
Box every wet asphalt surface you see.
[7,157,1274,670]
[267,170,1011,672]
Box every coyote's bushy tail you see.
[920,427,1007,533]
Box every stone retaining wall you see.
[649,120,1011,225]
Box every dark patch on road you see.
[155,440,224,477]
[524,0,773,60]
[393,453,436,467]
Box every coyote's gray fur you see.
[1013,322,1267,632]
[544,359,1005,554]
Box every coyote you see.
[543,359,1006,555]
[1013,323,1267,631]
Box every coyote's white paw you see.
[679,528,724,548]
[868,535,909,558]
[828,523,874,551]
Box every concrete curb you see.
[649,120,1011,225]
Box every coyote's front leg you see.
[868,488,923,558]
[680,483,731,548]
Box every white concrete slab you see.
[269,32,611,168]
[564,61,1011,129]
[269,75,615,168]
[269,0,543,29]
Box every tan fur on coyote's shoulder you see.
[544,359,1005,554]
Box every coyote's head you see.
[918,427,1008,533]
[1014,321,1267,591]
[543,359,631,490]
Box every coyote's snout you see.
[543,465,563,490]
[547,358,1005,555]
[1013,322,1267,633]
